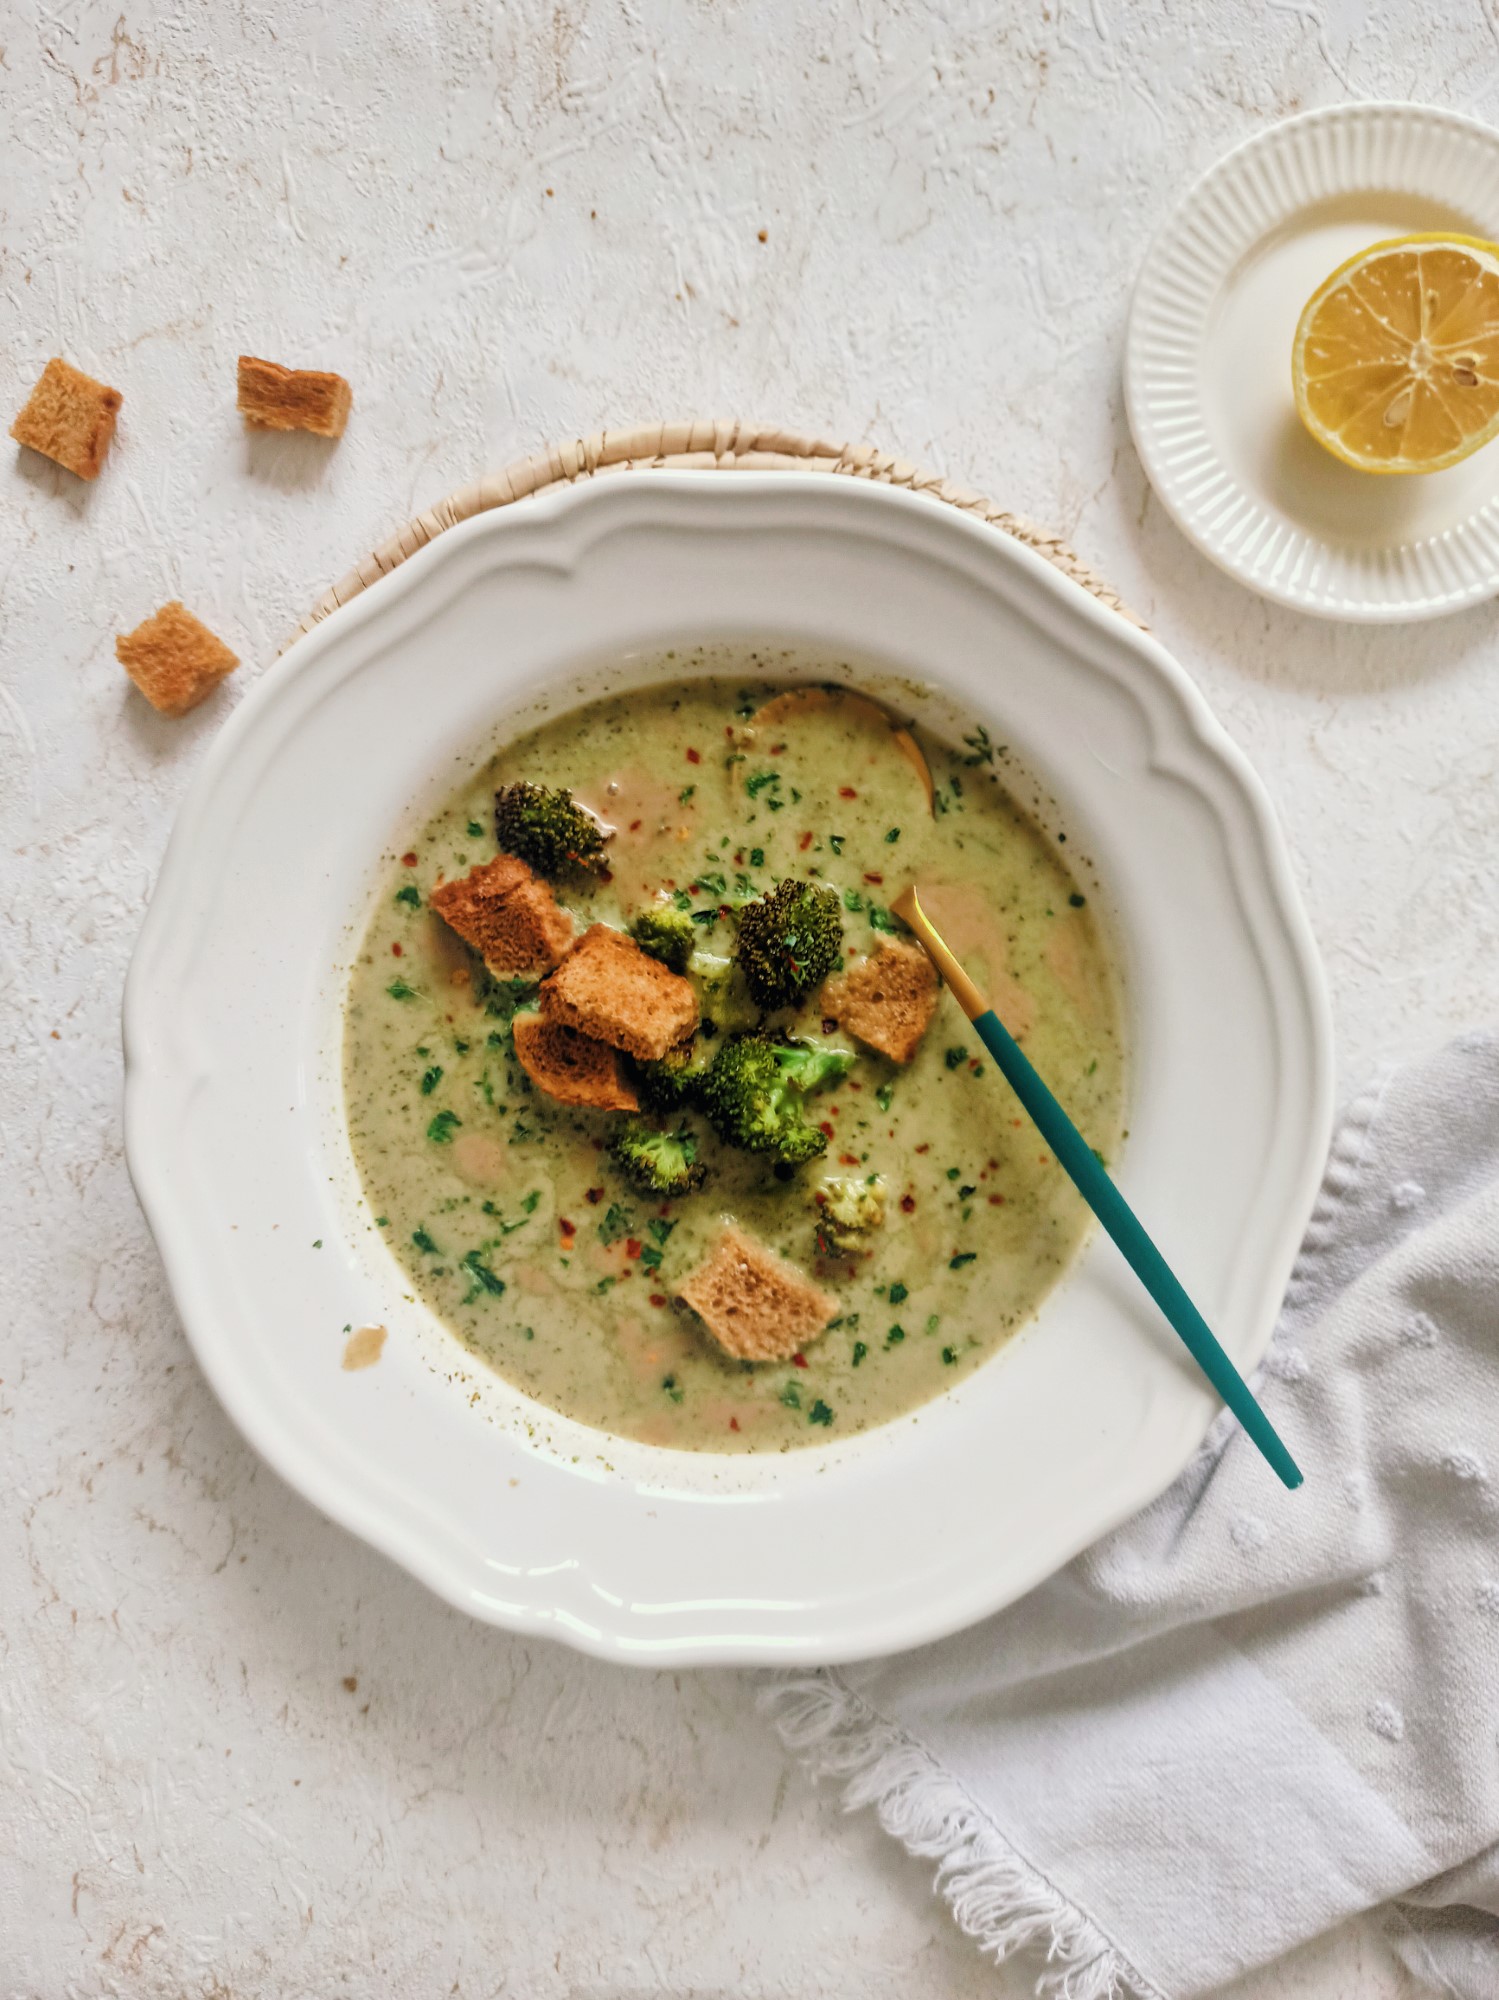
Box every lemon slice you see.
[1292,233,1499,474]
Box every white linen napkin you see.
[765,1034,1499,1998]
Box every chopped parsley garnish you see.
[779,1381,802,1409]
[1069,892,1086,908]
[466,819,485,838]
[672,889,694,911]
[640,1244,664,1273]
[867,904,898,934]
[509,1120,534,1144]
[386,977,417,1001]
[696,870,727,895]
[958,1184,977,1198]
[394,884,421,908]
[679,786,696,803]
[888,1281,908,1305]
[460,1250,505,1297]
[946,1166,961,1180]
[749,847,765,867]
[949,1252,977,1269]
[962,725,997,766]
[808,1400,833,1426]
[746,770,781,799]
[944,1047,967,1071]
[843,889,864,913]
[876,1084,894,1113]
[420,1065,443,1095]
[884,827,901,844]
[522,1190,541,1213]
[852,1340,868,1366]
[412,1226,440,1254]
[941,1346,958,1365]
[647,1217,676,1246]
[662,1375,684,1404]
[886,1323,905,1345]
[926,1313,940,1334]
[599,1202,634,1246]
[426,1109,462,1144]
[828,834,845,855]
[690,907,720,928]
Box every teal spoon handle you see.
[969,1008,1303,1490]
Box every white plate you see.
[123,473,1332,1665]
[1126,101,1499,622]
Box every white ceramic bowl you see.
[1127,101,1499,622]
[124,473,1332,1665]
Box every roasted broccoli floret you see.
[608,1120,708,1197]
[633,1038,710,1114]
[629,905,696,974]
[735,878,844,1011]
[701,1033,854,1165]
[689,951,762,1037]
[813,1175,887,1256]
[494,781,609,878]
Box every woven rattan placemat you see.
[290,421,1138,645]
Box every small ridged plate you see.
[1126,102,1499,622]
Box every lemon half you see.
[1292,233,1499,474]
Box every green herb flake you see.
[888,1281,909,1305]
[427,1109,462,1143]
[640,1244,664,1273]
[746,770,781,800]
[949,1252,978,1270]
[386,977,417,1001]
[962,725,996,766]
[1069,891,1087,908]
[851,1340,868,1366]
[595,1275,617,1295]
[886,1323,905,1346]
[312,1239,322,1249]
[662,1374,684,1404]
[412,1225,440,1254]
[749,846,765,867]
[941,1346,958,1365]
[867,905,898,934]
[522,1190,541,1214]
[925,1313,940,1334]
[420,1064,444,1096]
[394,884,421,908]
[944,1046,968,1071]
[466,819,485,838]
[884,827,901,844]
[679,786,696,803]
[843,889,865,913]
[958,1184,977,1199]
[375,1216,389,1228]
[647,1217,676,1246]
[599,1202,634,1246]
[808,1400,833,1426]
[780,1381,802,1409]
[672,889,694,912]
[876,1084,894,1113]
[828,834,845,855]
[460,1250,505,1297]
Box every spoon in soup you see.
[893,883,1304,1491]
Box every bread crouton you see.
[11,357,121,480]
[512,1013,639,1112]
[115,602,239,716]
[676,1224,839,1363]
[431,856,573,975]
[825,940,938,1064]
[540,923,699,1062]
[237,354,352,439]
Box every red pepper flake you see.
[620,1267,633,1279]
[989,1193,1006,1205]
[819,1120,835,1138]
[649,1293,667,1308]
[729,1415,740,1431]
[629,819,642,832]
[598,865,613,884]
[401,851,418,867]
[770,742,786,755]
[391,942,403,956]
[686,747,702,764]
[914,1143,930,1155]
[559,1218,576,1237]
[839,1153,860,1166]
[813,1191,827,1207]
[1038,1154,1049,1165]
[724,724,735,739]
[585,1186,604,1204]
[863,872,884,885]
[625,1239,642,1260]
[969,1060,982,1072]
[799,830,813,851]
[900,1194,916,1214]
[734,850,744,865]
[839,786,857,799]
[988,1159,999,1170]
[792,1353,809,1369]
[848,1079,863,1091]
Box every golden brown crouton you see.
[540,923,699,1062]
[237,355,352,439]
[676,1224,839,1363]
[825,940,939,1064]
[431,856,574,975]
[115,602,239,716]
[512,1013,639,1112]
[11,357,122,480]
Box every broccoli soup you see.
[343,673,1126,1453]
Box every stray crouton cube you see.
[825,939,938,1064]
[11,357,122,480]
[237,354,352,439]
[540,923,699,1062]
[115,602,239,716]
[431,856,574,975]
[512,1013,639,1112]
[676,1224,839,1363]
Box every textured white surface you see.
[5,0,1494,1991]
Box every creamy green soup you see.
[343,670,1126,1452]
